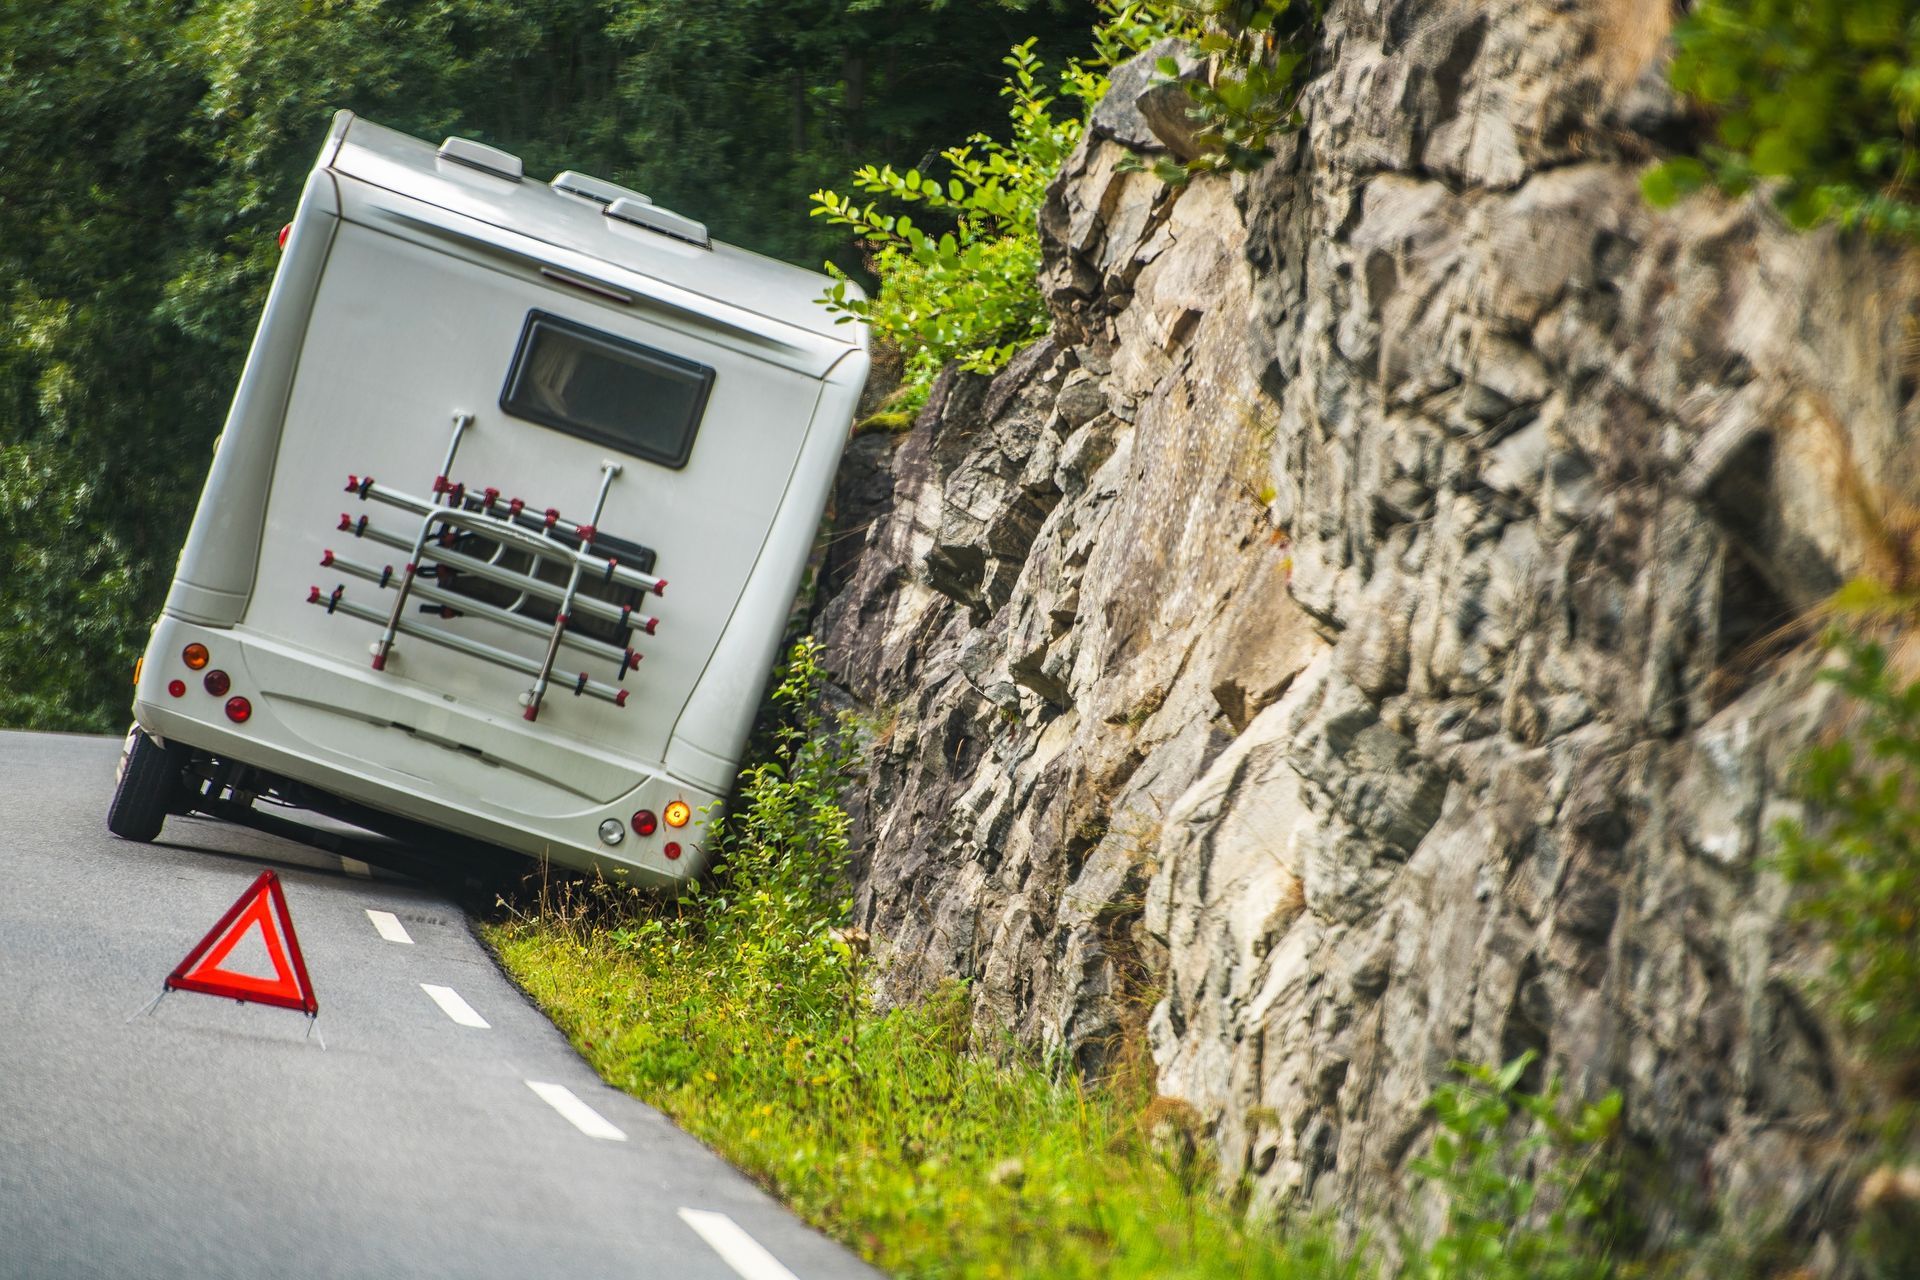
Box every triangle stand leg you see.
[124,989,169,1023]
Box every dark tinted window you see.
[500,311,714,468]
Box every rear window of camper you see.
[501,311,715,468]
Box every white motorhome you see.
[111,113,868,887]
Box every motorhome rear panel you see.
[126,113,869,884]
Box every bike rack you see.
[308,412,665,720]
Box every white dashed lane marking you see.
[526,1081,626,1141]
[677,1209,801,1280]
[421,984,489,1028]
[366,909,413,944]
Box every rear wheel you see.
[107,725,187,842]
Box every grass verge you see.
[483,639,1352,1278]
[488,924,1353,1278]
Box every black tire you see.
[107,726,186,842]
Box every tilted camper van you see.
[110,113,869,886]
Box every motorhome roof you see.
[325,113,859,348]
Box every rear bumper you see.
[134,614,717,887]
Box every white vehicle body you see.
[129,113,868,886]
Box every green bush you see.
[810,4,1183,418]
[809,39,1068,417]
[809,0,1327,416]
[1645,0,1920,239]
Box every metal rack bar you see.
[351,478,665,597]
[307,587,630,707]
[336,516,660,634]
[522,461,621,722]
[322,549,641,679]
[370,413,473,671]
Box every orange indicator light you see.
[664,801,691,828]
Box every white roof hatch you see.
[436,136,523,182]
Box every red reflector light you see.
[203,669,232,697]
[225,696,253,724]
[663,841,682,861]
[632,810,657,837]
[277,222,292,250]
[182,643,209,670]
[167,680,187,698]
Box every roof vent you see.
[605,197,710,249]
[436,137,523,182]
[551,171,650,207]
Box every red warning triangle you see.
[166,869,318,1015]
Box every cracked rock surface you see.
[817,0,1920,1260]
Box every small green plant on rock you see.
[1645,0,1920,240]
[1408,1052,1625,1280]
[1776,633,1920,1087]
[1138,0,1324,185]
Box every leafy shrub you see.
[810,0,1328,417]
[1775,634,1920,1076]
[1409,1053,1626,1280]
[1644,0,1920,240]
[809,40,1067,416]
[811,4,1181,417]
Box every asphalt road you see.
[0,731,884,1280]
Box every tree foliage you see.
[810,0,1327,418]
[0,0,1095,730]
[1645,0,1920,239]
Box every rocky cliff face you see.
[818,0,1919,1259]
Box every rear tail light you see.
[167,680,187,698]
[277,222,292,250]
[182,643,209,670]
[632,809,657,837]
[663,841,682,861]
[203,670,232,697]
[225,696,253,723]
